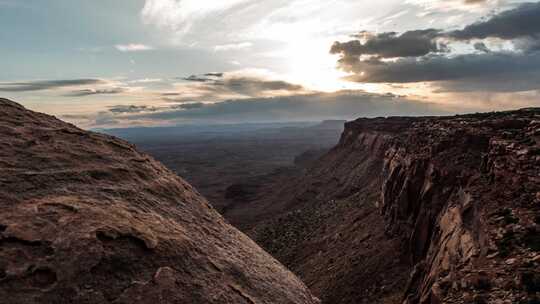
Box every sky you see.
[1,0,539,129]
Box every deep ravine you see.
[234,111,540,304]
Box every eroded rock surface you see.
[0,98,319,304]
[378,111,540,304]
[246,111,539,303]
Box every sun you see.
[279,38,351,92]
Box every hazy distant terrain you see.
[104,120,345,211]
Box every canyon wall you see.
[250,111,540,303]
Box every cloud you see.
[128,78,163,84]
[331,2,540,93]
[66,90,452,128]
[432,69,540,93]
[340,52,540,83]
[116,90,451,126]
[448,2,540,41]
[331,29,446,59]
[171,102,205,109]
[181,72,224,82]
[62,89,456,129]
[65,88,127,97]
[222,77,304,95]
[115,44,154,52]
[141,0,250,41]
[405,0,490,12]
[182,75,215,82]
[176,72,306,100]
[214,42,253,51]
[108,105,159,114]
[94,111,119,126]
[473,41,490,53]
[203,73,224,77]
[140,0,433,48]
[0,79,104,92]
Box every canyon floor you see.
[106,121,345,213]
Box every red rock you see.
[0,99,318,304]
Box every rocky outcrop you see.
[0,99,319,304]
[246,111,540,303]
[375,111,540,304]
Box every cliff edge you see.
[249,110,540,303]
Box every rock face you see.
[377,111,540,304]
[0,99,319,304]
[247,111,540,303]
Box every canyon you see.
[1,98,539,303]
[234,111,540,303]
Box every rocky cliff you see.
[0,98,319,304]
[377,111,540,304]
[248,111,540,303]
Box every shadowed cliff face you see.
[376,111,540,304]
[0,98,319,304]
[246,111,540,303]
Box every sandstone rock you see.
[0,99,318,304]
[463,292,473,302]
[467,273,491,290]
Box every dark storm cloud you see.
[64,88,126,97]
[331,29,445,59]
[448,2,540,40]
[0,79,104,92]
[340,51,540,84]
[333,1,540,60]
[331,2,540,92]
